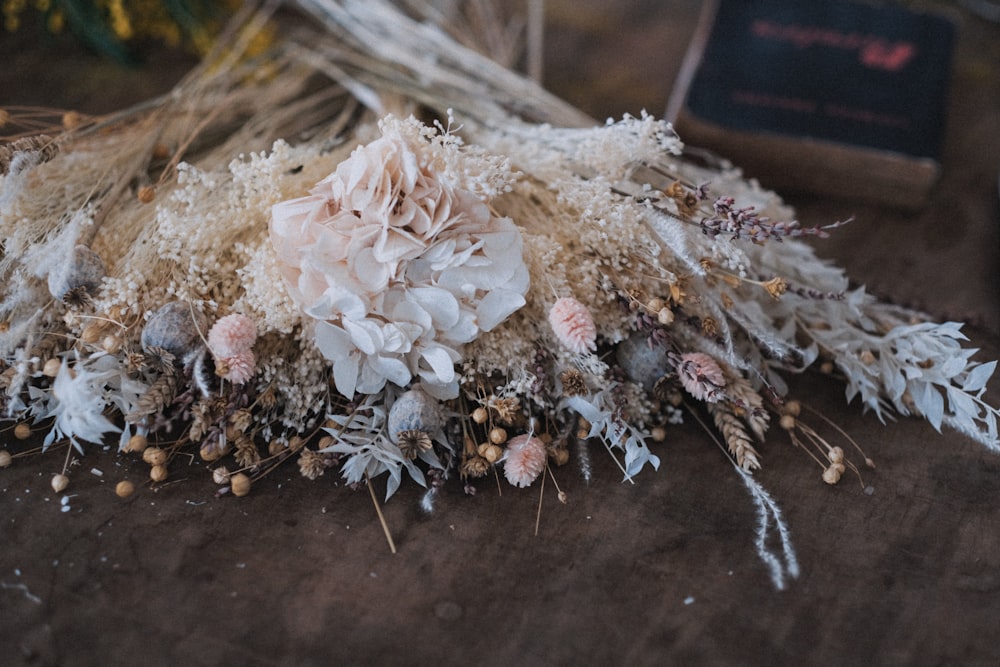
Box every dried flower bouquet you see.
[2,0,997,588]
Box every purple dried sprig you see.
[701,197,852,244]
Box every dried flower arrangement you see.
[2,0,998,589]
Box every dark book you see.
[667,0,956,208]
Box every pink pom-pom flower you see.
[503,434,548,488]
[208,314,257,358]
[217,351,256,385]
[548,297,597,354]
[675,352,726,402]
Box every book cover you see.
[668,0,956,207]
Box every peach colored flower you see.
[548,297,597,354]
[503,434,547,487]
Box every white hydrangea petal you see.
[442,310,479,344]
[418,374,460,400]
[421,344,456,384]
[332,353,360,399]
[477,289,527,332]
[369,355,411,389]
[314,321,353,359]
[352,247,390,292]
[410,286,460,329]
[390,297,433,332]
[343,317,384,355]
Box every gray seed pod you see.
[387,387,443,442]
[141,301,208,359]
[615,332,670,392]
[48,244,105,302]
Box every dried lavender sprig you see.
[701,196,852,244]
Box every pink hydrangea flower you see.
[503,434,547,488]
[676,352,726,402]
[208,313,257,358]
[548,297,597,354]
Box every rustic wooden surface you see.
[2,2,1000,665]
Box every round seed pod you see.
[230,473,251,497]
[47,244,105,302]
[142,446,167,466]
[822,465,843,485]
[212,467,231,485]
[51,473,69,493]
[115,480,136,498]
[125,433,148,453]
[477,442,503,464]
[140,301,208,359]
[149,465,168,483]
[14,423,31,440]
[0,450,12,467]
[42,358,62,378]
[388,388,443,443]
[615,332,670,392]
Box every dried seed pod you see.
[115,480,136,498]
[80,325,103,345]
[783,400,802,417]
[550,447,570,466]
[822,465,842,485]
[51,473,69,493]
[488,427,507,445]
[14,423,31,440]
[616,332,669,391]
[42,358,62,378]
[47,244,105,303]
[230,473,251,497]
[140,301,208,359]
[149,465,168,482]
[471,407,488,424]
[477,442,502,464]
[125,434,148,453]
[0,450,12,467]
[388,388,443,443]
[102,335,121,354]
[212,466,231,485]
[142,447,167,466]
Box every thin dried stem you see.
[366,472,397,554]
